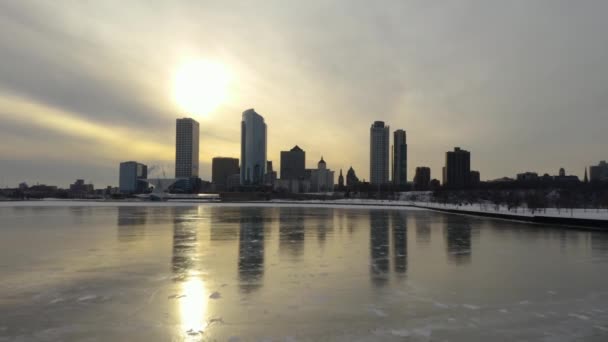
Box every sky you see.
[1,0,607,188]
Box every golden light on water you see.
[179,276,208,335]
[172,59,232,118]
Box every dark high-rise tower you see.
[175,118,199,178]
[444,147,471,188]
[280,145,306,180]
[392,129,407,186]
[370,121,389,185]
[338,169,345,189]
[212,157,239,191]
[413,167,431,190]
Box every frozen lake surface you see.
[1,202,608,341]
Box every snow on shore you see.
[409,201,608,221]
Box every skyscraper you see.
[212,157,239,191]
[413,166,431,190]
[444,147,471,188]
[370,121,389,185]
[393,129,407,186]
[280,145,306,180]
[119,161,147,194]
[175,118,199,178]
[590,161,608,182]
[241,109,267,185]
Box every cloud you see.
[1,0,608,186]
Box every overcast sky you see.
[1,0,607,187]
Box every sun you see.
[172,59,231,117]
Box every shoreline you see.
[2,199,608,230]
[411,204,608,231]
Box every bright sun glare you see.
[173,59,231,117]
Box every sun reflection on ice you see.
[179,276,208,336]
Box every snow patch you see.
[568,313,590,320]
[370,308,388,317]
[77,295,97,302]
[390,329,410,337]
[462,304,480,310]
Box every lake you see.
[1,202,607,341]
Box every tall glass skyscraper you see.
[241,109,267,185]
[370,121,390,185]
[175,118,199,178]
[392,129,407,186]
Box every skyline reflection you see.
[392,211,408,275]
[279,207,306,258]
[238,208,266,293]
[444,216,472,264]
[370,210,390,287]
[170,208,208,337]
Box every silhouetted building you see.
[392,129,407,186]
[175,118,200,178]
[444,147,471,188]
[119,161,148,194]
[69,179,94,197]
[280,145,306,180]
[346,166,359,188]
[590,161,608,182]
[310,157,334,192]
[554,168,580,183]
[469,170,480,186]
[584,168,589,183]
[413,167,431,190]
[171,177,205,193]
[227,174,241,191]
[241,109,267,185]
[264,161,277,186]
[517,172,539,182]
[429,179,441,190]
[338,169,345,190]
[212,157,239,191]
[370,121,389,185]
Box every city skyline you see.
[1,1,608,187]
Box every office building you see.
[240,109,267,185]
[413,167,431,190]
[370,121,390,185]
[280,145,306,180]
[69,179,94,197]
[444,147,471,188]
[554,168,579,183]
[310,157,335,192]
[590,161,608,182]
[119,161,148,194]
[469,170,481,186]
[212,157,239,191]
[393,129,407,186]
[264,161,277,186]
[516,172,539,182]
[346,166,360,188]
[175,118,199,178]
